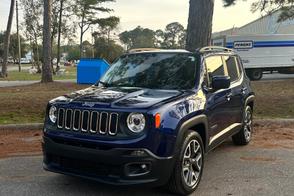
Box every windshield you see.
[100,53,198,90]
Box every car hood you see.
[51,86,187,109]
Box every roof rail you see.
[199,46,233,53]
[128,48,161,53]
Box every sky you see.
[0,0,261,39]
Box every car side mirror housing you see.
[211,76,231,91]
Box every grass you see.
[0,79,293,125]
[0,82,85,124]
[0,66,77,81]
[252,79,294,119]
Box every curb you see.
[0,119,293,132]
[0,123,43,131]
[254,119,294,126]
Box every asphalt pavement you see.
[262,73,294,80]
[0,141,293,196]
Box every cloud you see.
[0,0,260,36]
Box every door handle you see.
[226,93,233,101]
[241,87,247,95]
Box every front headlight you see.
[127,113,146,133]
[49,106,57,123]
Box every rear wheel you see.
[232,106,253,145]
[247,69,263,81]
[167,131,204,195]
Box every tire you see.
[232,106,253,145]
[166,131,204,195]
[247,69,263,81]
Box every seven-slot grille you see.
[57,108,119,136]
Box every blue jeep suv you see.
[43,47,255,195]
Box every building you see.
[213,10,294,38]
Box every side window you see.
[236,57,244,74]
[224,56,240,82]
[205,56,226,87]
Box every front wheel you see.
[166,131,204,195]
[232,106,253,145]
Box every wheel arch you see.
[175,115,209,154]
[245,95,255,110]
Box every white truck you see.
[212,34,294,80]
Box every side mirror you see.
[211,76,231,91]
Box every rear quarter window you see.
[223,56,240,83]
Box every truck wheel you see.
[167,131,204,195]
[232,106,253,145]
[247,69,263,81]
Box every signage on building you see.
[234,41,253,49]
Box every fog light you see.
[125,163,151,177]
[141,164,147,169]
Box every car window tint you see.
[224,56,240,82]
[205,56,225,86]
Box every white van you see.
[213,34,294,80]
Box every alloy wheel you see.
[244,107,253,142]
[182,140,203,188]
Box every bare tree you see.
[56,0,76,70]
[1,0,15,78]
[186,0,215,51]
[56,0,65,71]
[22,0,42,73]
[42,0,53,83]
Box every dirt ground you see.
[252,121,294,150]
[0,122,293,159]
[0,130,42,159]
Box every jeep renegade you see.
[43,47,255,195]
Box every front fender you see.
[175,114,209,154]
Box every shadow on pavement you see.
[44,140,236,196]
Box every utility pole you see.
[16,0,21,72]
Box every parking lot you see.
[0,145,293,196]
[0,70,293,196]
[0,122,293,196]
[262,73,294,80]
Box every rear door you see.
[223,55,244,124]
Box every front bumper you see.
[42,136,175,186]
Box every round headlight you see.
[127,113,146,133]
[49,106,57,123]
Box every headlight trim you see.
[49,106,57,124]
[127,112,146,133]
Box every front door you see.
[203,55,236,145]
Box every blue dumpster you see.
[77,58,110,84]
